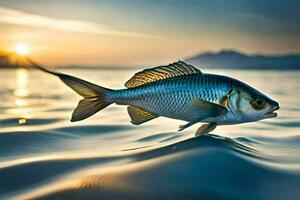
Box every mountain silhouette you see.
[1,49,300,70]
[185,50,300,70]
[0,50,28,68]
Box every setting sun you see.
[15,43,29,55]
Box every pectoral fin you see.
[178,121,196,131]
[188,98,227,120]
[178,99,226,131]
[127,106,158,125]
[195,122,217,136]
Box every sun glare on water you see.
[15,43,29,55]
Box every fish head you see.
[227,87,279,122]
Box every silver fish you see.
[28,59,279,136]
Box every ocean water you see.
[0,68,299,200]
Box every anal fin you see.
[127,106,158,125]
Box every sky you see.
[0,0,299,66]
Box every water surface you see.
[0,68,299,200]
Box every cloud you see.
[0,6,156,38]
[234,12,300,36]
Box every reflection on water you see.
[13,68,29,98]
[11,69,30,125]
[0,68,300,200]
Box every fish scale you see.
[112,74,233,121]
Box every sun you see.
[15,43,29,55]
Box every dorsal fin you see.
[125,61,201,88]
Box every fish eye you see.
[251,97,266,110]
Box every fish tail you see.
[26,57,113,122]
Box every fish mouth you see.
[264,105,280,118]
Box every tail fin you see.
[26,57,113,122]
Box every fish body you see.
[111,74,233,124]
[28,59,279,135]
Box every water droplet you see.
[18,118,27,125]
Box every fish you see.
[27,58,279,136]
